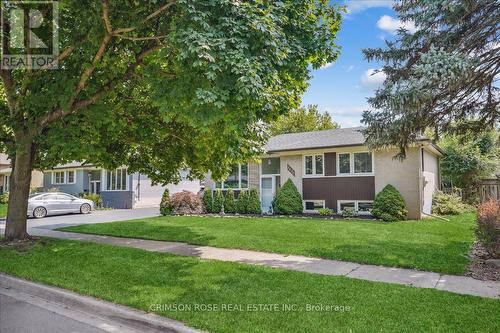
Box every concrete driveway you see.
[0,207,160,232]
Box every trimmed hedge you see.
[213,189,224,214]
[202,190,213,213]
[273,179,303,214]
[224,189,237,213]
[159,189,171,216]
[247,188,261,214]
[236,190,249,214]
[372,184,408,221]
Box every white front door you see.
[261,177,274,213]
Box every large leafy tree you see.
[269,104,338,135]
[362,0,499,157]
[440,130,499,202]
[0,0,341,240]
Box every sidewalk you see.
[0,273,203,333]
[32,228,500,299]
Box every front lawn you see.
[0,204,7,217]
[0,238,498,333]
[59,213,476,275]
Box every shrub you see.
[82,193,102,207]
[159,188,171,216]
[372,184,408,221]
[342,207,357,218]
[202,190,213,213]
[212,189,224,213]
[236,190,249,214]
[476,200,500,258]
[0,193,8,204]
[224,189,237,213]
[170,191,203,215]
[432,191,473,215]
[273,179,303,214]
[318,208,332,216]
[247,188,261,214]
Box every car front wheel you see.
[33,207,47,219]
[80,203,92,214]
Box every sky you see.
[301,0,408,128]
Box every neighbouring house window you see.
[54,171,65,184]
[354,152,373,173]
[338,153,351,174]
[3,175,10,192]
[304,155,323,176]
[67,171,75,184]
[107,168,127,191]
[338,200,373,215]
[261,157,280,175]
[215,164,249,189]
[303,200,325,212]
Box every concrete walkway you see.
[32,228,500,300]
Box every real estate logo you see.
[1,0,58,69]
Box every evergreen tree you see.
[362,1,499,158]
[273,180,303,214]
[224,189,237,214]
[247,188,262,214]
[202,190,213,213]
[236,190,249,214]
[213,189,224,214]
[159,189,171,216]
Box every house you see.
[0,154,44,193]
[204,127,442,219]
[41,162,200,209]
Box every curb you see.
[0,273,205,333]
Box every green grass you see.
[0,238,498,333]
[59,213,476,275]
[0,204,7,217]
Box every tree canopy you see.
[269,104,338,135]
[440,130,499,201]
[0,0,342,240]
[361,0,499,158]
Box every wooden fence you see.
[479,179,500,203]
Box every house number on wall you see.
[287,164,295,177]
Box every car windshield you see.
[29,193,42,199]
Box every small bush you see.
[273,179,303,214]
[159,189,171,216]
[224,189,237,213]
[432,191,473,215]
[318,208,332,216]
[0,193,8,204]
[212,189,224,214]
[476,200,500,258]
[236,190,249,214]
[342,207,357,218]
[202,190,213,213]
[372,184,408,221]
[247,188,261,214]
[82,193,102,207]
[170,191,203,215]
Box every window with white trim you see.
[303,200,325,211]
[67,171,75,184]
[106,168,128,191]
[337,200,373,215]
[3,175,10,192]
[337,152,373,175]
[53,171,65,184]
[215,164,249,189]
[304,155,323,176]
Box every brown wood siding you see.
[324,152,336,176]
[303,176,375,212]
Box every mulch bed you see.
[466,242,500,281]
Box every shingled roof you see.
[265,126,367,153]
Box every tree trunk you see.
[4,139,35,241]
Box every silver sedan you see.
[27,192,95,218]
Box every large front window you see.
[304,155,323,176]
[215,164,249,189]
[106,168,127,191]
[338,152,373,175]
[54,171,65,184]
